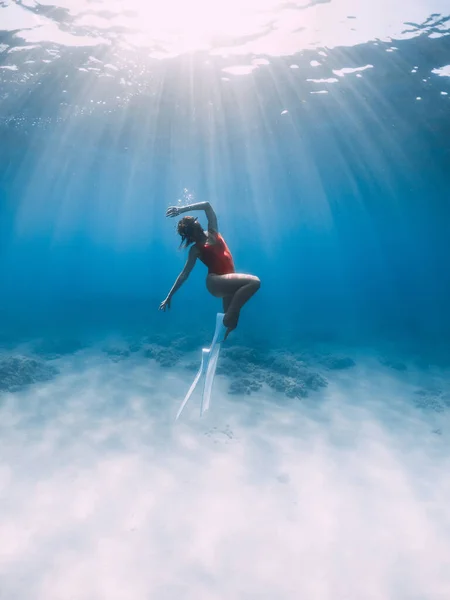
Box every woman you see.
[159,201,260,339]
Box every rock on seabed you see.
[0,356,59,393]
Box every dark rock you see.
[144,344,181,367]
[221,346,263,365]
[184,343,328,401]
[228,377,262,395]
[302,370,328,391]
[0,356,59,392]
[414,389,450,412]
[184,360,200,372]
[266,352,306,377]
[220,347,328,399]
[128,341,143,353]
[103,347,130,362]
[319,354,356,370]
[379,358,407,371]
[217,357,258,377]
[265,372,308,398]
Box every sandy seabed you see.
[0,348,449,600]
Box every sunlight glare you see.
[113,0,284,54]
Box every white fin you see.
[175,313,226,420]
[200,313,226,416]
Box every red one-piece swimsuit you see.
[197,232,235,275]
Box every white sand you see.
[0,349,449,599]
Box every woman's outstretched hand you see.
[166,206,181,218]
[159,297,171,311]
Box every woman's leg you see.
[222,295,233,314]
[207,274,260,336]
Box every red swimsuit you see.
[197,232,235,275]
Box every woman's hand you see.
[159,297,171,311]
[166,206,181,218]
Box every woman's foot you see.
[223,310,239,340]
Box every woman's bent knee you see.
[206,273,260,298]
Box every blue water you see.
[1,2,450,598]
[1,2,449,352]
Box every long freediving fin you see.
[175,348,209,420]
[175,312,226,420]
[200,313,226,416]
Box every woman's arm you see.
[166,201,218,232]
[159,245,199,311]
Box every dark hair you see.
[177,215,200,248]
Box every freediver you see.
[159,201,260,340]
